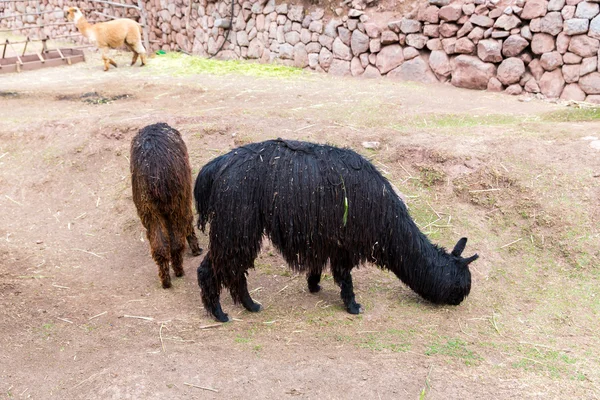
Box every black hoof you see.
[214,312,230,323]
[212,303,230,322]
[308,283,321,293]
[191,247,203,257]
[347,303,363,315]
[174,270,184,278]
[244,302,263,313]
[162,281,172,289]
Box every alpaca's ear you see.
[463,254,479,266]
[452,237,468,257]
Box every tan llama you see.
[66,7,147,71]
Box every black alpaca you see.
[194,139,478,322]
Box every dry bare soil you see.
[1,51,599,399]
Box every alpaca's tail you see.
[194,153,230,232]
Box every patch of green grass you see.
[358,334,411,352]
[356,329,414,353]
[541,107,600,122]
[334,334,353,343]
[506,343,584,379]
[393,113,524,131]
[148,52,304,78]
[82,324,98,333]
[575,372,588,381]
[35,322,55,338]
[425,337,482,366]
[401,192,448,241]
[418,165,446,187]
[305,306,339,326]
[42,146,62,166]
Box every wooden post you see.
[137,0,150,52]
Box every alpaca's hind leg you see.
[197,256,229,322]
[146,223,171,288]
[307,269,323,293]
[331,254,362,314]
[131,51,139,66]
[186,224,203,256]
[234,274,262,313]
[166,223,185,278]
[132,42,147,66]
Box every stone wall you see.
[2,0,600,101]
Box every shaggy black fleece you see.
[194,139,478,322]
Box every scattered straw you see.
[4,195,22,206]
[517,341,571,353]
[421,217,442,230]
[160,323,166,352]
[295,123,318,132]
[73,248,105,258]
[500,238,522,249]
[500,352,545,365]
[277,285,288,294]
[491,313,502,335]
[123,315,154,321]
[57,317,73,324]
[425,200,441,219]
[183,382,219,393]
[52,284,70,289]
[398,163,413,178]
[468,188,502,193]
[88,311,107,321]
[199,324,222,329]
[71,369,108,389]
[419,365,433,400]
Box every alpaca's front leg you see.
[101,48,110,71]
[100,47,117,70]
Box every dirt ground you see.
[1,50,599,400]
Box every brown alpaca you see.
[66,7,147,71]
[130,123,202,288]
